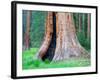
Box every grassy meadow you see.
[22,48,90,69]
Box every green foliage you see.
[22,10,47,48]
[30,11,47,48]
[77,32,91,51]
[73,13,91,51]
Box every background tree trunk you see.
[36,12,53,59]
[52,12,89,62]
[87,13,91,39]
[82,14,85,36]
[78,13,81,32]
[25,11,31,49]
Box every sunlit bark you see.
[36,12,53,59]
[52,12,89,62]
[36,12,89,62]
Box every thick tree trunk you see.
[42,13,56,61]
[52,12,89,62]
[36,12,89,62]
[36,12,53,59]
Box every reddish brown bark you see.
[36,12,53,59]
[25,11,31,49]
[87,13,91,38]
[52,12,89,61]
[37,12,89,62]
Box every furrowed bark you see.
[36,12,53,59]
[52,12,89,62]
[36,12,90,62]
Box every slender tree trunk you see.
[82,14,85,36]
[25,11,31,49]
[78,13,81,32]
[87,13,91,39]
[36,12,53,59]
[52,12,89,62]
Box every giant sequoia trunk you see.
[42,13,56,61]
[36,12,89,62]
[53,12,89,62]
[36,12,53,60]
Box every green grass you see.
[22,48,90,70]
[22,48,39,69]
